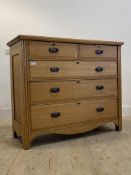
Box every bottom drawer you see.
[31,99,117,131]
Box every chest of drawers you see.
[7,35,124,149]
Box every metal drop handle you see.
[49,48,59,53]
[50,88,60,93]
[96,85,104,90]
[51,112,61,118]
[95,67,103,72]
[96,107,104,112]
[95,50,103,55]
[50,67,59,72]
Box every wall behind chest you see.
[0,0,130,116]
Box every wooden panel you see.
[12,54,23,123]
[31,99,117,130]
[116,46,122,130]
[10,41,31,149]
[10,42,22,124]
[80,45,117,59]
[28,41,77,58]
[30,79,117,103]
[31,117,117,139]
[30,61,117,78]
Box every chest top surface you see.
[7,35,124,47]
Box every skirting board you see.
[0,109,11,118]
[0,107,130,118]
[122,106,131,117]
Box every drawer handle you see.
[50,87,60,93]
[51,112,61,118]
[95,67,103,72]
[50,67,59,72]
[96,85,104,90]
[49,48,59,53]
[96,107,104,112]
[95,50,103,55]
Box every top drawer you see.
[80,45,117,59]
[28,41,77,59]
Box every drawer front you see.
[31,99,117,130]
[30,79,117,103]
[30,61,117,78]
[80,45,117,59]
[28,41,77,58]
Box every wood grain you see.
[31,117,117,139]
[31,99,117,131]
[7,35,123,149]
[80,44,117,59]
[10,41,31,149]
[116,46,122,130]
[30,61,117,78]
[30,79,117,104]
[28,41,77,58]
[7,35,124,46]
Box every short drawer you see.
[28,41,77,58]
[30,79,117,103]
[31,99,117,130]
[30,61,117,78]
[80,45,117,59]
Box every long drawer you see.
[30,61,117,78]
[30,79,117,103]
[28,41,77,58]
[31,99,117,130]
[80,45,117,59]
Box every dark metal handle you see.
[96,85,104,90]
[95,67,103,72]
[50,88,60,93]
[50,67,59,72]
[95,50,103,55]
[96,107,104,112]
[51,112,61,118]
[49,48,59,53]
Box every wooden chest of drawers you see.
[7,35,124,149]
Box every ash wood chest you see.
[7,35,124,149]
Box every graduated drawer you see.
[80,45,117,59]
[31,99,117,130]
[29,61,117,78]
[30,79,117,103]
[28,41,77,58]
